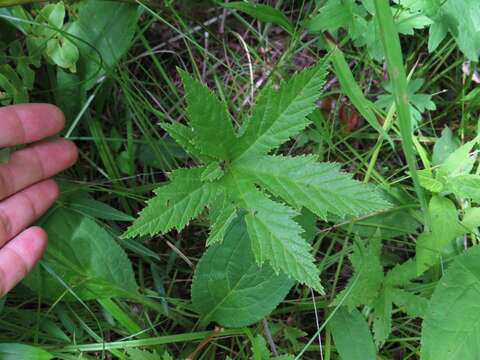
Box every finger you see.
[0,138,77,200]
[0,104,65,147]
[0,180,59,247]
[0,226,48,297]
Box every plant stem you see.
[373,0,431,230]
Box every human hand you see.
[0,104,78,296]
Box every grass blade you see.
[373,0,430,229]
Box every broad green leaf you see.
[438,137,479,177]
[24,209,137,300]
[67,1,139,90]
[447,174,480,203]
[329,307,376,360]
[236,154,390,219]
[46,35,79,72]
[462,207,480,232]
[432,127,460,166]
[123,167,218,238]
[221,2,294,34]
[428,0,480,61]
[334,236,384,309]
[416,196,464,274]
[192,217,294,327]
[233,63,328,160]
[418,169,444,193]
[421,245,480,359]
[0,343,53,360]
[180,70,237,160]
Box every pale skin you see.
[0,104,78,296]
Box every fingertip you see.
[42,179,60,203]
[56,138,79,168]
[21,226,49,255]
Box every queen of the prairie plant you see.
[123,62,389,291]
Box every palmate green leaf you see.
[232,62,328,160]
[129,63,389,295]
[421,245,480,359]
[123,167,218,238]
[329,307,376,360]
[227,175,322,292]
[180,70,237,160]
[236,154,389,219]
[192,217,294,327]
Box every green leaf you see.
[206,193,237,246]
[416,196,464,274]
[192,216,294,327]
[324,37,389,141]
[390,288,427,318]
[232,63,328,160]
[24,209,138,300]
[65,194,134,222]
[462,207,480,232]
[221,2,294,34]
[334,235,384,309]
[180,70,237,160]
[447,174,480,202]
[0,344,53,360]
[236,154,390,219]
[123,167,218,238]
[385,258,417,287]
[432,127,460,166]
[200,161,224,182]
[329,307,376,360]
[418,169,444,193]
[229,179,322,292]
[428,0,480,61]
[421,245,480,359]
[373,289,392,344]
[438,136,479,177]
[127,349,162,360]
[67,1,139,90]
[160,121,202,159]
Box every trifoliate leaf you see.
[123,167,218,238]
[232,62,328,160]
[236,154,390,219]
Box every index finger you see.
[0,104,65,147]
